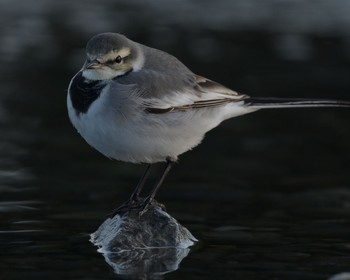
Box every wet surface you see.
[1,0,350,279]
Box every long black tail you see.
[244,97,350,109]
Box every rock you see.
[90,199,197,278]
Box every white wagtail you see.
[67,32,350,214]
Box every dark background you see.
[1,0,350,279]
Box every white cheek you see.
[82,68,117,80]
[133,51,145,72]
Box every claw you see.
[138,197,152,217]
[108,196,139,218]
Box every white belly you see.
[67,91,255,163]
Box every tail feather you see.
[244,97,350,109]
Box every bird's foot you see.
[138,196,166,217]
[108,196,141,218]
[138,197,152,217]
[109,196,166,218]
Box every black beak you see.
[85,60,102,69]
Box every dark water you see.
[1,1,350,279]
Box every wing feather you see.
[144,75,248,114]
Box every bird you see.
[67,32,350,214]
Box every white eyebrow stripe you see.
[117,47,131,58]
[101,47,131,63]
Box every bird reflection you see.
[90,199,197,279]
[101,247,190,279]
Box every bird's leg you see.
[129,163,153,201]
[140,158,175,214]
[109,164,152,217]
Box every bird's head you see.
[82,33,144,81]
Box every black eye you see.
[114,55,122,64]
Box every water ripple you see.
[0,201,41,212]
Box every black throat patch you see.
[69,72,106,115]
